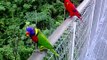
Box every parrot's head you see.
[26,27,35,37]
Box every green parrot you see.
[26,27,59,56]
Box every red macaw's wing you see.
[64,0,77,16]
[64,0,82,20]
[64,0,75,11]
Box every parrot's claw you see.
[40,48,47,52]
[39,46,47,52]
[68,16,71,18]
[33,50,44,54]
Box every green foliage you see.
[0,5,5,11]
[0,0,81,60]
[0,46,15,60]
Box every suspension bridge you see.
[28,0,107,60]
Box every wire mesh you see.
[28,0,93,60]
[43,0,94,60]
[81,0,107,60]
[44,2,93,60]
[43,22,74,60]
[74,0,95,60]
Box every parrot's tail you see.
[50,49,59,57]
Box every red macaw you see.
[64,0,82,21]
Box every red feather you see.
[31,35,38,43]
[64,0,82,20]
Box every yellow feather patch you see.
[35,28,38,35]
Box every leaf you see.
[25,21,30,26]
[23,4,31,9]
[0,5,5,11]
[12,4,17,9]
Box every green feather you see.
[35,28,59,56]
[50,49,59,56]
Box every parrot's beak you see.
[26,32,30,37]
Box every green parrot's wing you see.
[35,28,59,56]
[35,28,53,49]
